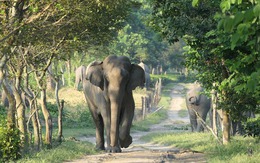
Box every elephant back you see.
[138,62,150,73]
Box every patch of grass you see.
[18,141,97,163]
[141,132,260,163]
[132,108,168,131]
[132,81,173,132]
[178,109,188,118]
[159,82,174,107]
[61,128,96,138]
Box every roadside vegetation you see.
[141,132,260,163]
[1,0,259,162]
[16,73,180,162]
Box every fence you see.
[141,78,162,119]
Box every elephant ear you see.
[127,64,145,92]
[85,61,104,90]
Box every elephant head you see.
[187,86,203,106]
[86,57,145,91]
[85,55,145,152]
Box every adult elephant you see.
[186,85,211,132]
[83,55,145,153]
[138,61,150,89]
[75,65,86,90]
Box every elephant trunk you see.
[108,85,125,148]
[189,96,199,105]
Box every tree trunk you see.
[0,55,7,87]
[36,102,43,149]
[57,100,64,143]
[222,109,230,145]
[2,82,16,129]
[31,105,40,151]
[211,91,218,136]
[27,95,40,151]
[47,64,55,91]
[40,89,52,147]
[13,71,29,153]
[54,79,64,143]
[221,61,230,144]
[14,87,29,153]
[66,60,72,86]
[24,66,40,151]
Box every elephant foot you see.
[106,146,122,153]
[95,144,105,151]
[119,135,132,148]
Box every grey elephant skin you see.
[138,62,151,89]
[75,65,86,90]
[186,86,211,132]
[83,55,145,153]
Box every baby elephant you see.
[186,85,211,132]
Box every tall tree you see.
[149,0,259,144]
[0,0,134,156]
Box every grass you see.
[132,80,178,132]
[178,109,188,118]
[17,74,183,162]
[60,128,95,138]
[18,141,97,163]
[132,108,167,131]
[137,80,259,162]
[141,132,260,163]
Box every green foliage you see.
[150,74,181,87]
[0,115,21,162]
[63,107,95,128]
[108,0,185,71]
[149,0,260,136]
[46,102,59,117]
[18,140,97,163]
[243,117,260,139]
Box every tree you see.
[149,0,260,144]
[0,0,134,157]
[108,0,185,71]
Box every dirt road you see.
[67,83,206,163]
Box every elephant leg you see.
[95,114,105,150]
[88,103,105,150]
[119,94,134,148]
[100,106,112,151]
[188,108,197,132]
[197,113,207,132]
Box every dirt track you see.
[66,83,206,163]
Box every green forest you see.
[0,0,259,162]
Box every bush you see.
[63,107,94,128]
[47,102,59,117]
[0,113,21,162]
[243,117,260,140]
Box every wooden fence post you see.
[142,96,146,120]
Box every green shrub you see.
[63,107,94,128]
[0,114,21,162]
[18,140,96,163]
[47,102,59,117]
[243,117,260,140]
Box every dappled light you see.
[0,0,259,162]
